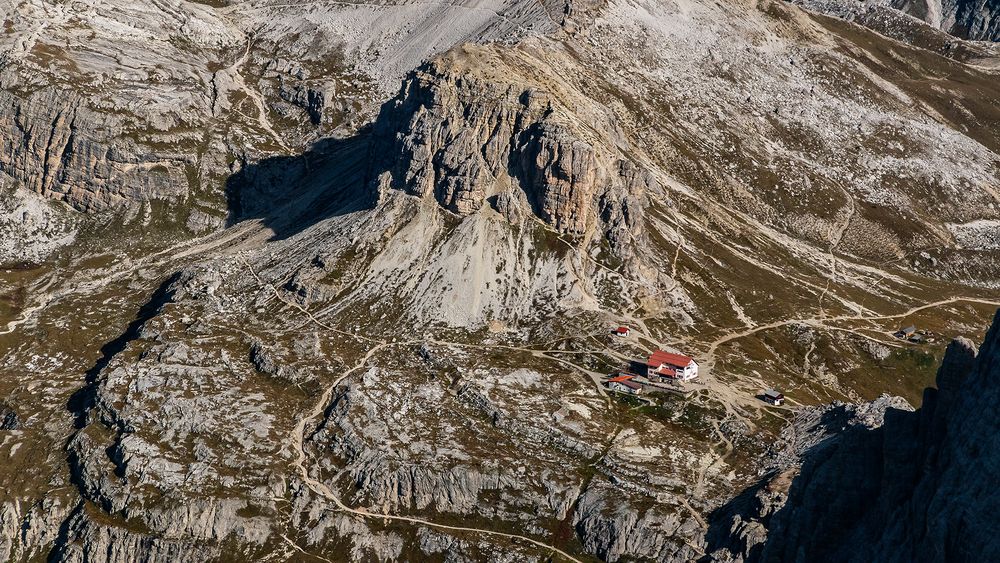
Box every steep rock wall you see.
[892,0,1000,40]
[368,50,654,238]
[708,312,1000,562]
[0,89,189,212]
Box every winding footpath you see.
[243,257,1000,562]
[0,297,50,335]
[289,352,585,563]
[702,296,1000,366]
[243,259,585,563]
[1,221,265,336]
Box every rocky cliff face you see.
[795,0,1000,42]
[708,314,1000,562]
[224,45,664,330]
[571,479,701,562]
[892,0,1000,40]
[370,50,654,237]
[0,185,76,262]
[0,89,195,212]
[941,0,999,40]
[0,0,570,219]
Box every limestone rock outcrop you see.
[572,480,701,562]
[0,89,188,212]
[369,51,653,237]
[3,0,1000,560]
[893,0,1000,40]
[0,402,19,431]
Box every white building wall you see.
[681,361,699,381]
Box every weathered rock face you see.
[369,51,652,236]
[0,402,19,431]
[0,89,188,212]
[0,497,73,562]
[892,0,1000,40]
[940,0,1000,40]
[277,73,331,126]
[708,316,1000,562]
[369,61,554,217]
[49,504,218,563]
[0,185,78,262]
[572,480,700,562]
[795,0,1000,42]
[516,122,601,234]
[0,0,565,220]
[307,365,592,518]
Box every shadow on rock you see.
[224,129,377,240]
[703,328,993,563]
[66,273,181,429]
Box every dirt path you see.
[242,257,382,344]
[0,297,50,335]
[1,221,269,337]
[288,354,585,561]
[702,295,1000,370]
[817,182,856,314]
[243,253,1000,562]
[242,259,586,562]
[225,38,290,151]
[286,344,585,562]
[278,532,334,562]
[636,295,1000,431]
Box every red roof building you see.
[613,326,631,337]
[619,380,642,391]
[647,350,694,368]
[653,366,677,378]
[607,374,636,383]
[646,350,699,381]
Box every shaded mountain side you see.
[792,0,1000,44]
[946,0,1000,40]
[4,0,1000,561]
[706,311,1000,562]
[0,0,584,246]
[367,48,653,250]
[892,0,1000,41]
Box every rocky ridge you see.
[0,0,574,254]
[0,89,189,212]
[792,0,1000,45]
[708,319,1000,562]
[894,0,1000,40]
[370,52,655,240]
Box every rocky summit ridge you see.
[1,0,999,561]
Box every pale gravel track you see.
[1,221,266,336]
[703,296,1000,365]
[620,295,1000,441]
[243,258,585,563]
